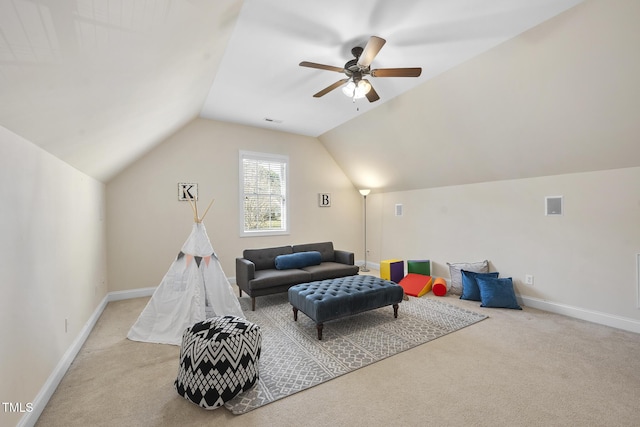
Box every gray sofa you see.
[235,242,359,310]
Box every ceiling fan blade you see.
[313,78,349,97]
[364,81,379,102]
[357,36,386,68]
[299,61,344,73]
[370,67,422,77]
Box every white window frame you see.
[239,150,289,237]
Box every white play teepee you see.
[128,198,244,345]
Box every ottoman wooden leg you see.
[393,303,399,318]
[292,307,298,321]
[317,323,323,340]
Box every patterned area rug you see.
[224,293,487,414]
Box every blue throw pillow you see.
[460,270,499,301]
[275,251,322,270]
[476,276,522,310]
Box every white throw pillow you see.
[446,260,489,295]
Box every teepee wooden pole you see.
[199,199,215,222]
[187,194,198,223]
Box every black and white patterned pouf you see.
[174,316,261,409]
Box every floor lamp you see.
[359,189,371,272]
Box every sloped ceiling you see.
[0,0,241,182]
[320,1,640,192]
[6,0,637,191]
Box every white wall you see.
[0,126,107,427]
[106,118,362,293]
[366,167,640,327]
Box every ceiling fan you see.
[299,36,422,103]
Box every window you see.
[239,151,288,236]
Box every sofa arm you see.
[334,250,355,265]
[236,258,255,288]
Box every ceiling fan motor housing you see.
[344,58,367,80]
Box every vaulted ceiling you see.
[3,0,638,191]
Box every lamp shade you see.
[359,189,371,196]
[356,80,371,97]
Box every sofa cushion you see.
[243,245,292,271]
[275,251,322,270]
[249,269,311,290]
[301,262,359,281]
[293,242,335,262]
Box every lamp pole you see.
[359,189,371,272]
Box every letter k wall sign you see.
[178,183,198,201]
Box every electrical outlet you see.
[525,275,534,285]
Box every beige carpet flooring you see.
[36,279,640,427]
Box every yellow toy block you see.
[380,259,404,283]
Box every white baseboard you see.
[18,295,110,427]
[18,284,184,426]
[108,286,155,301]
[357,260,380,271]
[520,296,640,334]
[355,264,640,333]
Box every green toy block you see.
[407,259,430,276]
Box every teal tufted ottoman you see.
[288,275,404,340]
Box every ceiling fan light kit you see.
[300,36,422,103]
[342,79,372,100]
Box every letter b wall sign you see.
[318,193,331,207]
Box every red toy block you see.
[432,277,448,296]
[399,273,433,297]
